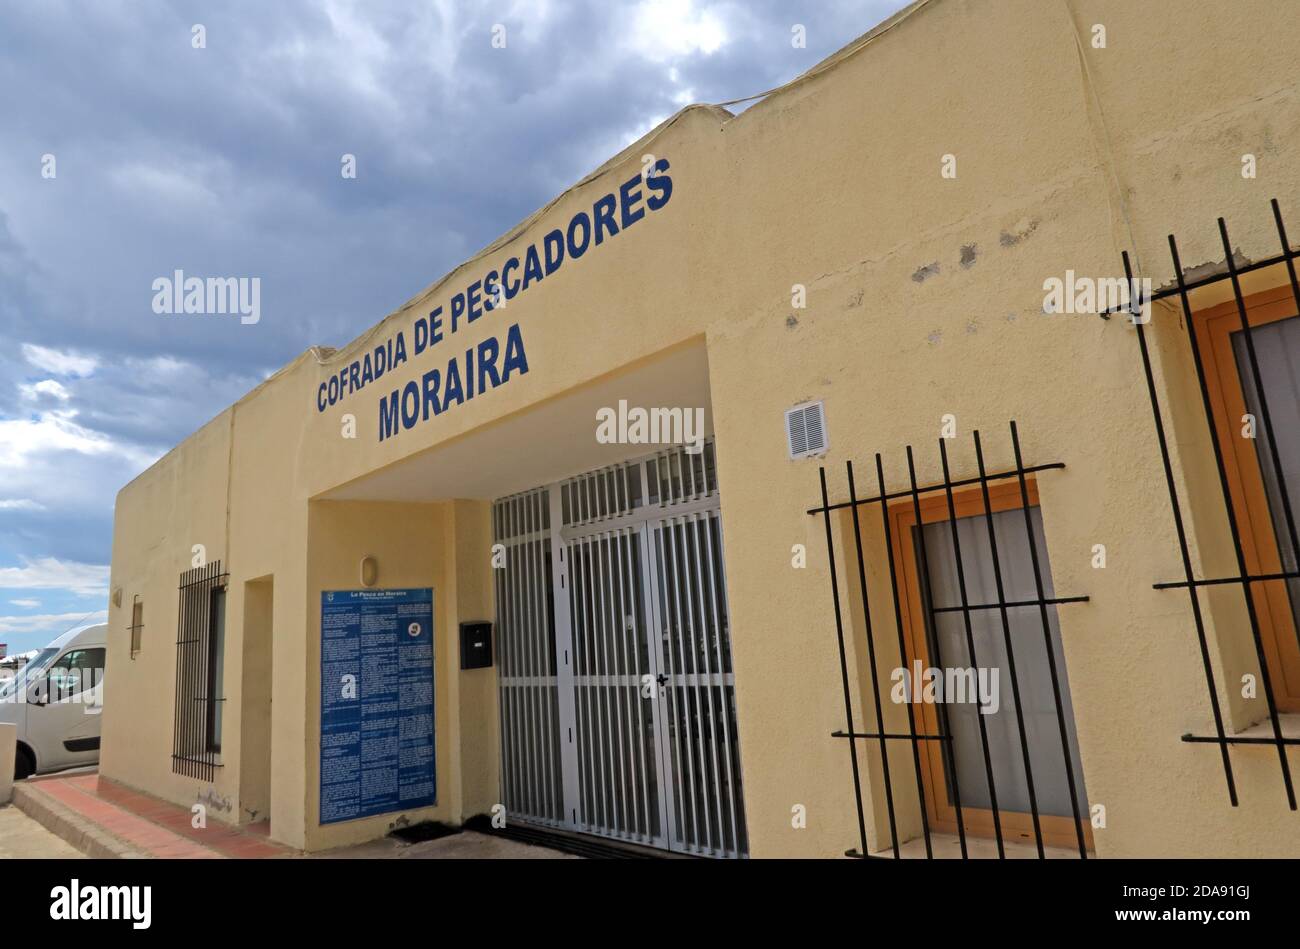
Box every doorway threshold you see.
[462,815,696,859]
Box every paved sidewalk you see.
[16,771,573,859]
[15,772,291,858]
[0,805,86,858]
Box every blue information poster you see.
[320,588,436,824]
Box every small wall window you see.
[130,597,144,658]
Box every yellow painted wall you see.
[301,501,458,850]
[238,576,274,823]
[101,410,240,821]
[103,0,1300,855]
[450,500,501,820]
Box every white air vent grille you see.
[786,400,827,459]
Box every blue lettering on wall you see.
[318,159,675,441]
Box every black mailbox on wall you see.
[459,621,493,670]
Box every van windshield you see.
[0,648,59,700]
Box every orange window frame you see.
[1195,285,1300,710]
[887,479,1094,851]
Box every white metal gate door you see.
[566,523,666,847]
[493,487,565,827]
[640,445,747,858]
[494,440,747,857]
[647,508,746,857]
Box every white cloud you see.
[0,410,155,470]
[21,343,98,378]
[0,609,107,635]
[19,379,71,401]
[8,599,40,608]
[322,0,396,101]
[628,0,729,63]
[262,0,412,115]
[0,499,45,511]
[124,355,194,377]
[0,558,110,597]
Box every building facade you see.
[101,0,1300,857]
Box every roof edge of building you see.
[309,102,732,374]
[713,0,937,114]
[305,0,940,375]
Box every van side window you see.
[47,648,106,700]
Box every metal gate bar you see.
[703,512,742,853]
[620,526,654,838]
[570,524,660,845]
[652,508,745,857]
[494,487,563,826]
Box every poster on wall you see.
[319,588,436,825]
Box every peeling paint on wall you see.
[912,261,941,283]
[999,217,1040,247]
[1160,249,1254,292]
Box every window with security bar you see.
[811,422,1091,859]
[893,480,1090,853]
[1195,287,1300,708]
[1123,198,1300,812]
[172,561,227,782]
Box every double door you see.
[493,441,746,857]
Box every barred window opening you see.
[812,422,1091,859]
[172,561,227,781]
[1126,200,1300,811]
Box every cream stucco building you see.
[101,0,1300,857]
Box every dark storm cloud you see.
[0,0,908,643]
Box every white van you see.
[0,623,107,779]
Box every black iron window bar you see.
[172,560,227,783]
[1118,199,1300,811]
[807,422,1090,859]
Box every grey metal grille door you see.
[567,526,663,845]
[493,487,565,826]
[648,510,746,857]
[493,441,747,857]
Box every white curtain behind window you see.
[917,506,1088,819]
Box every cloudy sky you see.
[0,0,906,653]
